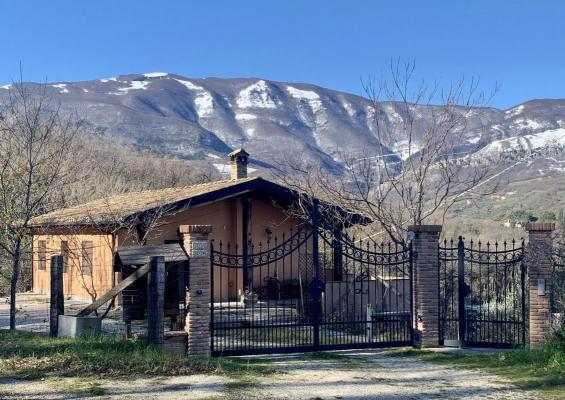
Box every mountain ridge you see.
[1,73,564,207]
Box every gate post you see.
[147,256,165,346]
[526,222,555,348]
[408,225,442,347]
[49,255,64,337]
[179,224,212,356]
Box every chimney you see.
[228,148,249,179]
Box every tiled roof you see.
[30,177,259,227]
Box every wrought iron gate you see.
[439,237,526,348]
[552,246,565,325]
[210,221,413,356]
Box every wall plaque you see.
[190,240,209,257]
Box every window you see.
[61,241,69,273]
[38,241,47,271]
[81,241,93,276]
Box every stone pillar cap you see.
[407,224,442,233]
[178,225,213,234]
[525,222,555,232]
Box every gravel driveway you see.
[0,349,539,399]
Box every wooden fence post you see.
[49,255,64,337]
[147,256,165,346]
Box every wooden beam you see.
[177,260,188,329]
[147,256,165,346]
[77,261,153,317]
[49,256,64,337]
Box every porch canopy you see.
[115,243,188,267]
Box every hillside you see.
[1,73,564,225]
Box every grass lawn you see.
[387,332,565,400]
[0,330,274,380]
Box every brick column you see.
[179,224,212,356]
[409,225,442,347]
[526,222,555,348]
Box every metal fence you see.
[439,237,526,348]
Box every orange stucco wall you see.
[32,231,115,302]
[31,196,304,302]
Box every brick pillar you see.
[409,225,442,347]
[179,224,212,357]
[526,222,555,348]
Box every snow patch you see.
[286,85,323,114]
[1,84,12,90]
[341,100,356,117]
[514,118,544,130]
[383,104,403,124]
[237,80,279,109]
[175,79,214,117]
[286,86,320,100]
[207,153,220,159]
[51,84,69,94]
[235,113,257,121]
[478,128,565,155]
[100,77,118,83]
[467,136,481,144]
[82,88,89,93]
[392,139,420,160]
[118,80,149,93]
[213,163,230,174]
[505,104,525,117]
[143,72,168,78]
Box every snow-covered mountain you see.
[1,73,564,192]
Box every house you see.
[29,149,363,304]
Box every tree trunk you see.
[9,240,21,330]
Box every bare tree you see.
[47,199,188,319]
[0,77,81,330]
[274,61,499,243]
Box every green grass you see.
[0,330,274,380]
[387,330,565,400]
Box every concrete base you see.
[58,315,101,337]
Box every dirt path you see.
[245,350,540,399]
[0,349,539,399]
[0,375,229,399]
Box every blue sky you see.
[0,0,563,109]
